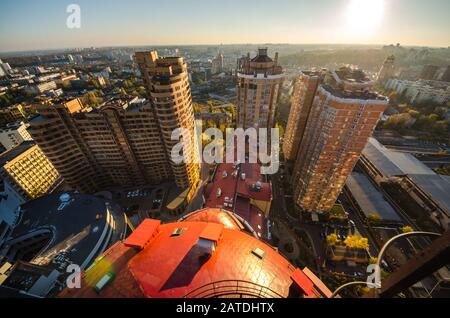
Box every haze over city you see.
[1,0,450,52]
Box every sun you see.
[345,0,385,36]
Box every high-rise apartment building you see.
[283,71,324,161]
[377,55,396,84]
[0,141,60,200]
[236,48,284,129]
[291,67,388,212]
[135,51,199,190]
[211,52,224,74]
[419,65,439,81]
[28,97,172,193]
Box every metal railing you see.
[183,280,284,298]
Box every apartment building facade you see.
[135,51,199,190]
[28,98,172,193]
[291,67,388,212]
[236,48,284,129]
[283,71,323,161]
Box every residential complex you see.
[28,97,172,194]
[135,51,200,190]
[290,67,388,212]
[385,78,449,105]
[283,71,324,161]
[236,48,284,129]
[377,55,396,84]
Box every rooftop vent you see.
[171,227,186,237]
[94,272,115,293]
[251,247,265,260]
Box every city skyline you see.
[1,0,450,53]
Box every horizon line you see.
[1,42,449,56]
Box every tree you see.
[401,226,414,233]
[344,235,369,250]
[326,233,341,247]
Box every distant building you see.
[25,81,57,95]
[440,65,450,82]
[0,141,60,201]
[291,67,388,212]
[236,48,284,129]
[377,55,396,84]
[385,78,450,105]
[0,122,33,152]
[59,209,331,298]
[211,52,224,74]
[419,65,439,81]
[0,104,26,128]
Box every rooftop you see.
[346,172,402,223]
[0,141,35,167]
[407,174,450,216]
[362,138,435,177]
[59,210,331,298]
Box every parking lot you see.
[113,186,168,226]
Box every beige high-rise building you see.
[291,67,388,212]
[135,51,199,190]
[211,52,224,74]
[0,141,60,200]
[28,97,172,193]
[283,71,323,161]
[236,48,284,129]
[377,55,396,84]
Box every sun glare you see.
[345,0,385,36]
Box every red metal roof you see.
[59,213,328,298]
[182,208,244,231]
[124,219,160,250]
[202,161,271,239]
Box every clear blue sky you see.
[1,0,449,52]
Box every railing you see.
[183,280,284,298]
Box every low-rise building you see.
[0,141,60,201]
[0,104,26,128]
[0,122,33,152]
[385,78,450,105]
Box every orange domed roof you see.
[181,208,243,231]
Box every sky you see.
[0,0,449,52]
